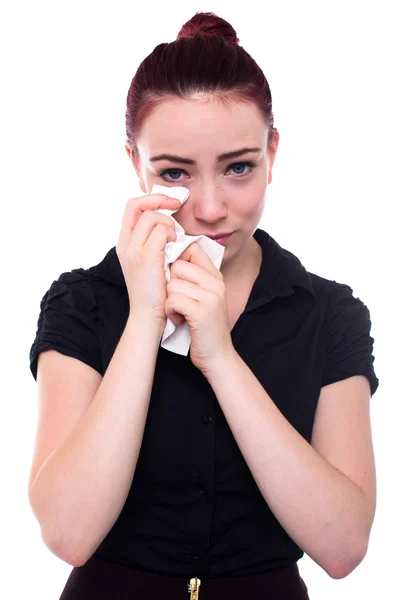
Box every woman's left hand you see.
[165,241,234,374]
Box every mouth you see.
[186,231,234,246]
[207,233,233,246]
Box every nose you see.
[189,183,228,222]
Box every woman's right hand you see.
[116,193,182,326]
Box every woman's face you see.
[127,94,279,270]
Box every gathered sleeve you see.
[29,271,103,381]
[321,282,379,396]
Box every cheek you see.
[236,179,266,218]
[142,172,157,190]
[240,198,265,221]
[248,171,267,215]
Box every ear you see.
[267,128,280,185]
[125,142,147,194]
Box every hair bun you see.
[176,11,240,45]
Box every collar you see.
[87,228,315,307]
[246,228,315,312]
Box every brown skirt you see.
[59,555,310,599]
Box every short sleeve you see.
[321,282,379,396]
[29,271,103,381]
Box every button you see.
[199,485,207,495]
[193,551,201,560]
[203,415,212,424]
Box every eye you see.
[228,161,255,176]
[159,168,186,182]
[159,161,255,182]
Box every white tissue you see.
[150,184,225,356]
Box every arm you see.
[205,349,375,579]
[29,312,164,567]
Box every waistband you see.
[59,555,309,599]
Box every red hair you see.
[125,11,277,157]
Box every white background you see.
[1,0,398,598]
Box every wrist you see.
[127,311,165,340]
[201,345,238,380]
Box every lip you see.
[205,232,233,240]
[208,233,232,246]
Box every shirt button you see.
[199,485,207,495]
[203,415,212,424]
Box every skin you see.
[125,93,280,286]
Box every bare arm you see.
[204,350,374,580]
[29,311,164,567]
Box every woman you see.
[28,11,379,599]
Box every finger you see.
[178,242,223,279]
[118,194,179,256]
[169,311,186,325]
[165,292,197,320]
[132,210,176,247]
[170,260,217,290]
[130,200,178,232]
[168,278,204,301]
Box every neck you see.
[221,236,262,286]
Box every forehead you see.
[137,96,267,158]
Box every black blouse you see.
[29,228,379,578]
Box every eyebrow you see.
[149,147,262,165]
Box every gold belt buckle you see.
[188,577,201,599]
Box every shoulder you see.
[30,268,103,382]
[39,268,99,314]
[307,271,371,322]
[40,243,122,308]
[308,271,354,299]
[310,275,379,396]
[307,271,375,344]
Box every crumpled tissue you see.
[150,183,225,356]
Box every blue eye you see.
[159,161,255,182]
[231,163,251,175]
[160,168,183,181]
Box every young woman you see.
[28,11,379,600]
